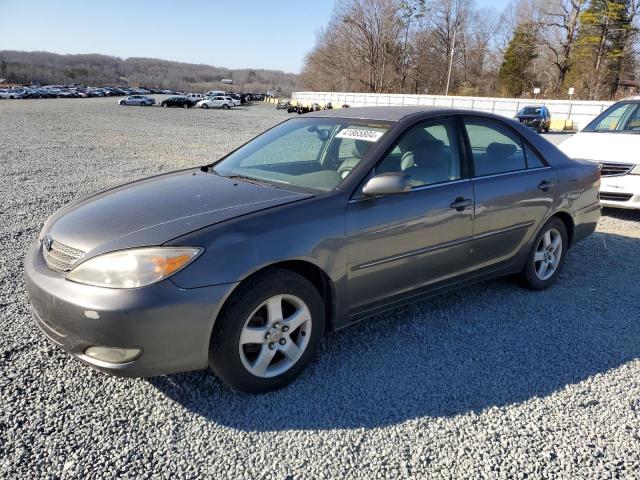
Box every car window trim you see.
[472,165,551,181]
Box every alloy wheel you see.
[238,294,312,378]
[534,228,562,281]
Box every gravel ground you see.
[1,98,639,479]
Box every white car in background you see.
[225,95,241,107]
[197,96,233,109]
[559,97,640,209]
[187,93,206,104]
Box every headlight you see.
[66,247,202,288]
[631,165,640,175]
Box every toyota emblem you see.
[42,234,54,252]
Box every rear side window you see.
[463,118,526,176]
[524,144,546,168]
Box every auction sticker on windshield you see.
[336,128,384,142]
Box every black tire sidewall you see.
[521,218,568,290]
[209,269,325,393]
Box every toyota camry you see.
[25,107,601,393]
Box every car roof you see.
[306,106,449,122]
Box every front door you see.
[346,117,474,314]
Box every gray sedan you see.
[25,107,601,393]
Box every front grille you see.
[599,162,634,177]
[42,239,85,271]
[600,192,633,202]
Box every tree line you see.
[0,51,298,95]
[300,0,640,100]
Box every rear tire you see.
[183,103,188,108]
[222,104,230,110]
[202,104,209,109]
[516,217,568,290]
[209,269,325,393]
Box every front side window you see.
[213,118,390,191]
[464,118,527,176]
[585,102,640,132]
[376,119,461,187]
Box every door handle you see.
[450,197,472,211]
[538,180,554,191]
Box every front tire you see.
[222,104,230,109]
[209,269,325,393]
[202,104,209,109]
[516,218,568,290]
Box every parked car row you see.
[0,85,186,99]
[118,94,242,110]
[0,84,268,101]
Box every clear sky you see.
[0,0,510,73]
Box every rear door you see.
[461,116,557,271]
[346,117,474,313]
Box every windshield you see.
[212,118,391,191]
[584,102,640,133]
[519,107,542,115]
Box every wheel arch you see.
[219,259,337,333]
[550,211,575,247]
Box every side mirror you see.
[362,172,411,196]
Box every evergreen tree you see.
[498,23,539,97]
[566,0,637,99]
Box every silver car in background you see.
[25,107,601,393]
[118,95,155,106]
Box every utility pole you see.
[445,28,457,96]
[0,51,5,81]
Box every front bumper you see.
[24,241,237,377]
[599,174,640,210]
[519,119,542,128]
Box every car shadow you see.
[149,230,640,431]
[602,207,640,222]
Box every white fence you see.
[291,91,614,130]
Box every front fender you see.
[167,193,348,290]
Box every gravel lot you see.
[1,98,639,479]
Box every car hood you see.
[558,132,640,165]
[44,169,312,257]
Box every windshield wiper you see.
[224,174,280,188]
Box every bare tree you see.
[539,0,587,94]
